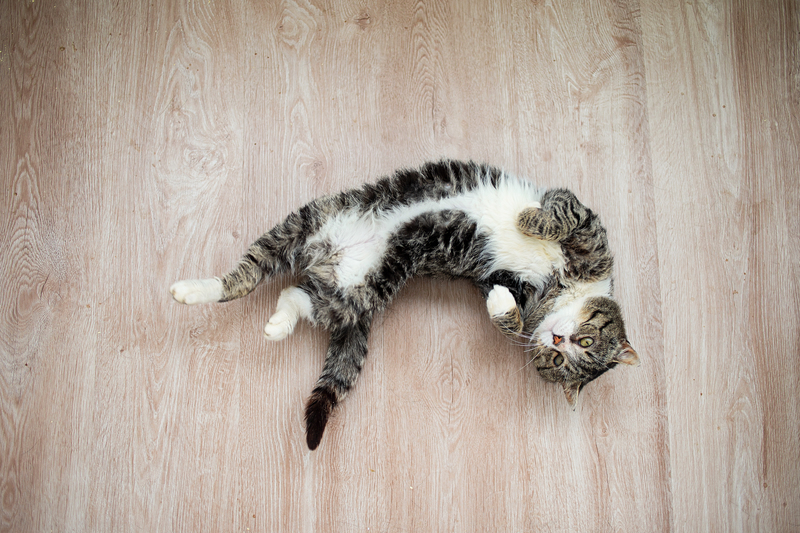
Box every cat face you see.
[528,296,639,406]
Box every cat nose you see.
[553,335,564,345]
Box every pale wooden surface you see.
[1,0,797,531]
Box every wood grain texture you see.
[641,1,800,531]
[0,0,796,531]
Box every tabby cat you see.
[170,160,639,450]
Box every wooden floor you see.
[1,0,798,531]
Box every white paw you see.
[170,278,224,305]
[487,285,517,317]
[264,310,294,341]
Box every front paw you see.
[170,278,223,305]
[487,285,517,317]
[517,207,563,241]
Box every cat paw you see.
[487,285,517,317]
[517,205,567,241]
[170,278,223,305]
[264,310,295,341]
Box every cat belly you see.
[306,211,391,288]
[307,175,565,289]
[306,203,435,288]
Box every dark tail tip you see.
[304,388,337,450]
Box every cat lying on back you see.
[170,160,639,450]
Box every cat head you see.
[528,296,639,407]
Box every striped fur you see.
[170,160,638,449]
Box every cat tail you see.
[304,317,372,450]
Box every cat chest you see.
[306,181,565,289]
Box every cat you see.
[170,159,639,450]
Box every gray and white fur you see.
[171,160,639,450]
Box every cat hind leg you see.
[170,278,224,305]
[264,286,313,341]
[171,203,325,305]
[171,253,264,305]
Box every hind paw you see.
[263,311,295,341]
[170,278,223,305]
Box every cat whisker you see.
[508,338,531,348]
[507,331,535,348]
[516,356,538,374]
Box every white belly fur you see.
[307,175,566,289]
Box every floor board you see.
[0,0,797,531]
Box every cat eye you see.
[553,354,564,366]
[579,337,594,348]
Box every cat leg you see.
[170,278,225,304]
[263,286,313,341]
[486,285,524,338]
[170,201,331,304]
[517,188,589,241]
[520,189,613,282]
[170,255,263,305]
[304,318,372,450]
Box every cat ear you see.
[563,382,581,409]
[614,341,640,366]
